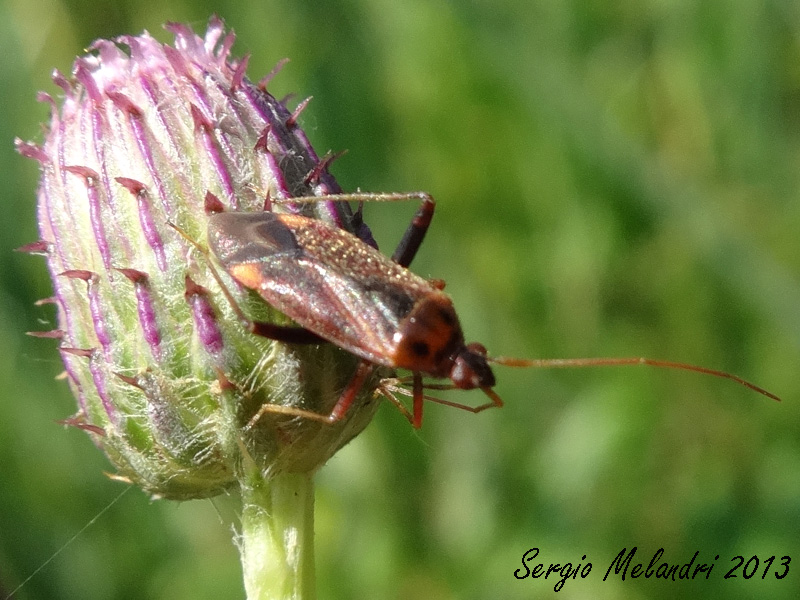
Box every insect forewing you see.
[208,211,439,366]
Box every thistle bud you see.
[18,17,381,500]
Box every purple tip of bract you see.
[116,267,148,283]
[184,275,224,355]
[231,53,249,92]
[59,269,95,281]
[114,371,143,390]
[50,69,74,97]
[72,59,104,104]
[59,270,113,358]
[286,96,312,128]
[117,268,162,358]
[63,166,114,275]
[304,150,347,186]
[258,58,290,90]
[190,103,214,131]
[204,191,226,214]
[214,367,236,391]
[27,329,65,339]
[58,347,117,423]
[58,415,106,436]
[87,356,116,423]
[115,178,168,271]
[115,177,146,195]
[16,240,53,254]
[189,103,237,206]
[165,15,228,65]
[106,90,144,117]
[14,138,50,163]
[61,347,94,358]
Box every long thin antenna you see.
[489,356,780,401]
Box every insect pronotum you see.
[180,192,779,429]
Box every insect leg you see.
[420,386,504,414]
[328,360,375,421]
[249,322,325,344]
[373,382,415,424]
[273,192,436,267]
[246,360,375,428]
[372,375,426,428]
[412,372,425,428]
[391,195,436,268]
[378,378,504,422]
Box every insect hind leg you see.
[272,192,436,267]
[246,360,376,429]
[391,195,435,268]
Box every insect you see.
[189,192,779,429]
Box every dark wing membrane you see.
[210,212,437,366]
[208,211,302,264]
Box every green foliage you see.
[2,1,798,598]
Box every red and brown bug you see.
[189,192,780,429]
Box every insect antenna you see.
[271,191,432,204]
[488,356,781,402]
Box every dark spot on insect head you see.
[411,341,430,357]
[438,306,455,326]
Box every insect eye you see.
[411,341,430,357]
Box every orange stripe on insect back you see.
[229,263,267,290]
[276,213,307,227]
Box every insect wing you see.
[208,212,438,366]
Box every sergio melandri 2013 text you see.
[514,546,790,592]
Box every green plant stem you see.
[240,471,316,600]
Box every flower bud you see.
[18,17,382,500]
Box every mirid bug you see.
[190,192,779,429]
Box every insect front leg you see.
[375,372,427,428]
[377,377,504,428]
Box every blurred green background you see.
[2,1,799,598]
